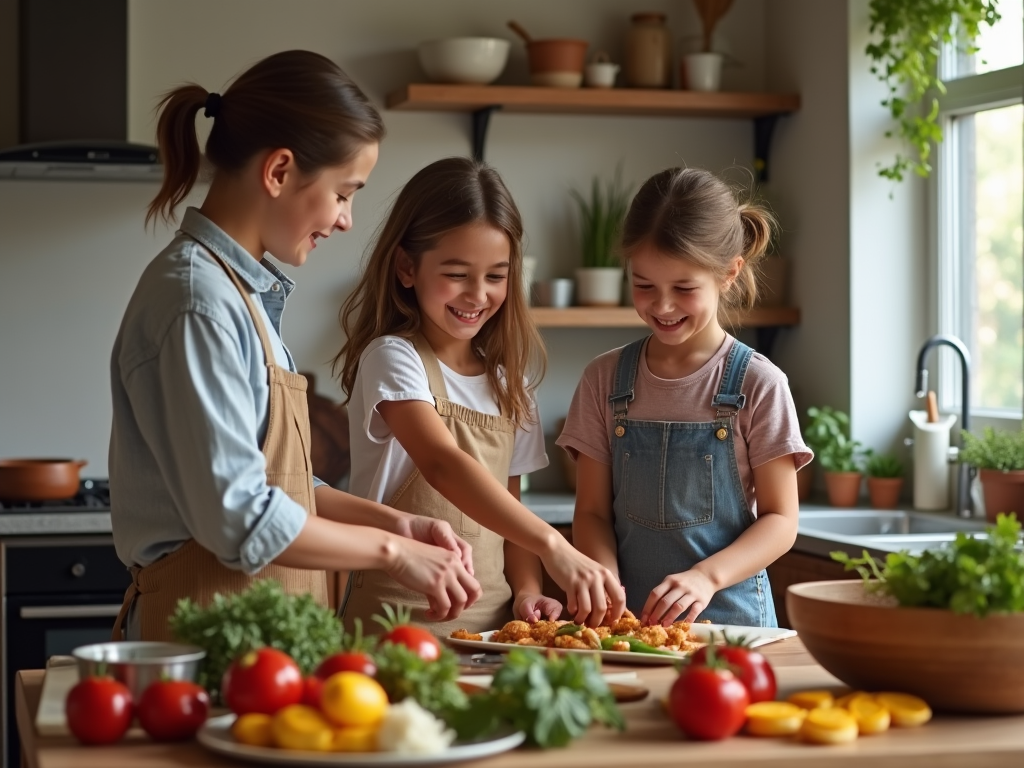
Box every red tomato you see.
[668,664,749,740]
[690,642,777,703]
[301,675,324,709]
[65,676,134,745]
[315,651,377,679]
[137,680,210,741]
[221,647,303,715]
[382,626,440,661]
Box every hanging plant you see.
[866,0,1000,182]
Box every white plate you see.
[197,714,525,767]
[446,624,797,666]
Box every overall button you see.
[716,427,729,440]
[271,282,281,292]
[614,425,626,438]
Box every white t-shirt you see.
[348,336,549,504]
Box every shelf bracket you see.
[471,106,500,163]
[753,115,780,184]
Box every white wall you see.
[0,0,774,484]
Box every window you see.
[935,4,1024,420]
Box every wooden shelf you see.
[386,83,800,118]
[531,306,800,328]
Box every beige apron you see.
[112,254,328,642]
[341,335,515,637]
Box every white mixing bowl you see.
[418,37,510,84]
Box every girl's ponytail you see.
[146,85,208,227]
[728,202,775,311]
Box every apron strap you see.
[209,253,279,373]
[711,339,755,412]
[608,336,647,421]
[411,333,451,401]
[110,566,142,641]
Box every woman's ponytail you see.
[146,85,208,227]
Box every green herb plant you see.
[372,641,467,716]
[864,450,904,479]
[805,406,864,473]
[959,426,1024,471]
[866,0,1000,182]
[570,168,632,269]
[831,513,1024,616]
[448,649,625,748]
[169,580,343,700]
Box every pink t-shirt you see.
[556,335,812,515]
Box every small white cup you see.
[584,62,620,88]
[683,52,724,92]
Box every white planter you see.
[576,267,624,306]
[682,53,724,92]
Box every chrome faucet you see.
[915,334,973,518]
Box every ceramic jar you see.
[624,13,672,88]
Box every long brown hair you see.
[334,157,545,427]
[146,50,385,226]
[621,167,775,327]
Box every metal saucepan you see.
[0,458,87,501]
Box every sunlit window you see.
[947,1,1023,78]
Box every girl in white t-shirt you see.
[335,157,624,634]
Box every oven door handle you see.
[19,605,123,620]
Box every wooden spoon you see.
[926,391,939,423]
[507,20,533,45]
[692,0,734,53]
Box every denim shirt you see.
[109,208,322,575]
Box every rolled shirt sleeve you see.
[125,311,308,574]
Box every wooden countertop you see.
[17,638,1024,767]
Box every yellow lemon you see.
[271,705,333,752]
[232,712,273,747]
[876,692,932,727]
[799,707,859,745]
[847,696,891,735]
[321,672,389,728]
[787,690,835,710]
[744,701,807,737]
[332,725,379,752]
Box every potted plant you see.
[866,0,1000,181]
[959,426,1024,522]
[570,169,631,306]
[864,450,904,509]
[805,406,864,507]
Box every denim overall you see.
[609,337,777,627]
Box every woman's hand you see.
[385,537,482,622]
[640,569,717,626]
[514,592,563,623]
[540,541,625,627]
[394,513,474,576]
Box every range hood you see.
[0,0,161,181]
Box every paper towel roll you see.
[908,410,958,510]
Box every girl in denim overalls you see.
[558,168,811,628]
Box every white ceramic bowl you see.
[418,37,510,84]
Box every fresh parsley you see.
[372,641,467,715]
[169,580,343,700]
[831,513,1024,616]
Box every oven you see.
[2,536,131,768]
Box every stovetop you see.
[0,479,111,513]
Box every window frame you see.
[931,63,1024,426]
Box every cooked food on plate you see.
[451,611,703,654]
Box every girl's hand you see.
[385,537,482,622]
[395,514,475,576]
[541,542,625,627]
[641,569,716,626]
[514,593,563,623]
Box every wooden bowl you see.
[787,580,1024,713]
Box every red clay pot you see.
[979,469,1024,523]
[824,471,862,508]
[867,477,903,510]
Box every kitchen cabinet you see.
[767,549,858,628]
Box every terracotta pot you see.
[796,464,814,502]
[978,468,1024,523]
[867,476,903,510]
[526,39,589,87]
[823,471,862,507]
[788,580,1024,713]
[0,458,87,501]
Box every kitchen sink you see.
[799,509,985,537]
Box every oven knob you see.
[71,562,86,578]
